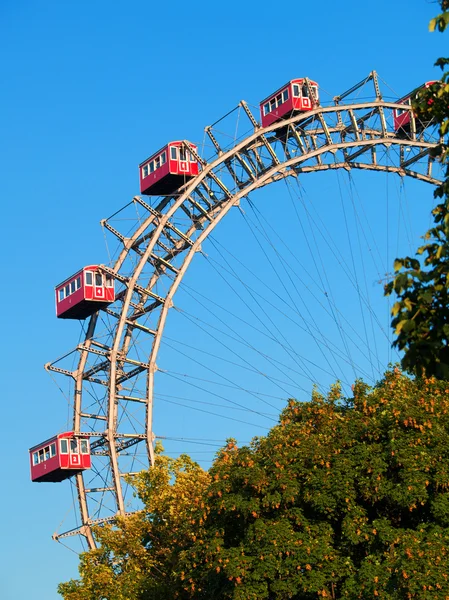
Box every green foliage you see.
[57,453,211,600]
[177,372,449,599]
[385,6,449,378]
[429,0,449,32]
[383,193,449,378]
[59,372,449,599]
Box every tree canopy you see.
[59,372,449,599]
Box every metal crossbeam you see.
[100,265,165,305]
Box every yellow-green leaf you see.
[404,298,413,311]
[391,302,401,317]
[394,259,403,272]
[395,320,407,335]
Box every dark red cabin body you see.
[29,432,91,483]
[55,265,115,319]
[139,141,199,196]
[393,81,438,133]
[260,78,319,128]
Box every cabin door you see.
[178,147,189,174]
[301,83,311,109]
[69,439,81,467]
[93,272,104,299]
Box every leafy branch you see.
[385,4,449,378]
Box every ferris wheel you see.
[32,71,443,549]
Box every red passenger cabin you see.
[393,81,438,133]
[139,141,200,196]
[260,78,319,128]
[56,265,115,319]
[29,432,91,483]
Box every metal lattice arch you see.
[46,72,443,548]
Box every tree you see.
[178,372,449,599]
[384,1,449,378]
[57,450,211,600]
[59,372,449,599]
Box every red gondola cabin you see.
[393,81,438,133]
[29,432,91,483]
[139,141,199,196]
[260,78,319,128]
[56,265,115,319]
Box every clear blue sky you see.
[0,1,446,598]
